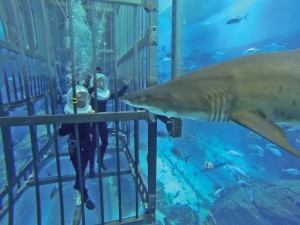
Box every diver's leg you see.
[81,145,95,210]
[99,122,108,170]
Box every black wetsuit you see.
[58,122,92,201]
[88,84,128,170]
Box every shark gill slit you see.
[208,94,216,122]
[209,93,230,122]
[222,94,231,122]
[219,94,226,122]
[216,93,222,122]
[208,93,217,122]
[223,94,231,122]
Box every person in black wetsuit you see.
[87,67,129,173]
[58,86,95,210]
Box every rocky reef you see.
[204,179,300,225]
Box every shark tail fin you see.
[230,111,300,158]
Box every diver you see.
[87,67,129,174]
[58,86,95,210]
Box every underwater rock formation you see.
[204,180,300,225]
[155,181,199,225]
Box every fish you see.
[247,131,262,139]
[238,179,251,188]
[226,150,244,157]
[266,147,282,156]
[185,134,196,140]
[162,57,171,62]
[174,191,180,198]
[170,146,191,163]
[204,161,214,170]
[226,164,249,178]
[50,184,58,199]
[262,42,286,52]
[214,187,224,198]
[226,14,248,24]
[248,144,264,155]
[266,143,277,148]
[201,161,226,172]
[121,50,300,159]
[282,168,300,175]
[243,47,260,55]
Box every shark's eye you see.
[140,97,146,102]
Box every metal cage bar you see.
[40,1,65,224]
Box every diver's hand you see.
[123,80,129,86]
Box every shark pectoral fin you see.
[230,111,300,158]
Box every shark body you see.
[121,49,300,158]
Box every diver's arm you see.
[117,84,129,97]
[109,82,129,99]
[58,123,72,136]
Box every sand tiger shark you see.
[121,49,300,158]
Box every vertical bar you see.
[91,2,105,224]
[134,116,139,218]
[44,96,51,140]
[22,0,36,50]
[10,57,19,101]
[41,72,46,93]
[3,69,12,103]
[10,0,42,223]
[127,7,130,51]
[66,1,86,224]
[145,1,158,88]
[36,67,41,96]
[171,0,183,79]
[32,60,38,96]
[147,120,157,221]
[28,65,34,97]
[53,6,64,114]
[113,5,122,222]
[139,49,141,90]
[39,1,52,139]
[116,122,122,222]
[38,0,66,219]
[132,6,139,217]
[145,1,158,222]
[18,71,25,100]
[49,82,65,225]
[0,89,15,225]
[143,47,146,89]
[22,55,43,225]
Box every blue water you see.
[156,0,300,224]
[2,0,300,224]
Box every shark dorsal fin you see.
[230,111,300,158]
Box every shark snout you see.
[121,93,149,107]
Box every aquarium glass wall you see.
[155,0,300,224]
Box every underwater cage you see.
[0,0,160,224]
[2,0,300,225]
